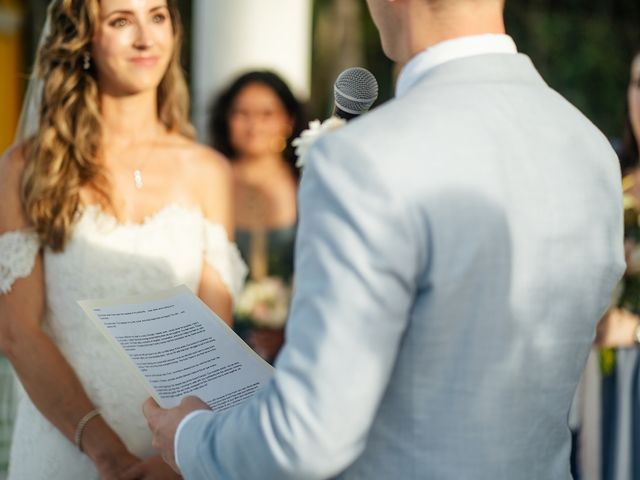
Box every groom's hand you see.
[143,396,211,473]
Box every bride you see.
[0,0,245,478]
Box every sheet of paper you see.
[78,285,274,410]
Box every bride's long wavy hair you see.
[21,0,194,252]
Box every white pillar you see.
[192,0,313,142]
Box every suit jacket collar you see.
[402,53,548,94]
[396,34,518,97]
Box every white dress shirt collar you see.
[395,34,518,98]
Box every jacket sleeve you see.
[176,132,425,480]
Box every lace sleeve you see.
[203,222,248,302]
[0,230,40,294]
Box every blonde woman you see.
[0,0,245,478]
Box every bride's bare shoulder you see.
[168,133,232,185]
[166,133,233,224]
[0,143,29,229]
[0,143,27,178]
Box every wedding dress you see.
[0,203,246,479]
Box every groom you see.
[144,0,624,478]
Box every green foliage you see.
[505,2,640,138]
[309,0,394,119]
[311,0,640,138]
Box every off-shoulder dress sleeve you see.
[202,221,248,302]
[0,230,40,294]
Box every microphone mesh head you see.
[334,67,379,116]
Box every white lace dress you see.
[0,204,247,480]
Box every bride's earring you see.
[271,135,288,153]
[83,52,91,71]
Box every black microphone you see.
[333,67,379,120]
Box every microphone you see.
[333,67,379,120]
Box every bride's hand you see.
[121,456,181,479]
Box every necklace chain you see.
[130,128,160,189]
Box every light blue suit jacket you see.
[177,53,625,479]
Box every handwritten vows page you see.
[78,285,273,410]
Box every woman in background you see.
[582,47,640,480]
[0,0,245,478]
[210,71,305,363]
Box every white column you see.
[192,0,313,141]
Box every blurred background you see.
[0,0,639,153]
[0,2,639,479]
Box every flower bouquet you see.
[234,277,292,330]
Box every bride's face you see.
[91,0,174,96]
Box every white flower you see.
[292,117,347,168]
[234,277,292,329]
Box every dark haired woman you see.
[210,71,305,363]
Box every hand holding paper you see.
[142,396,209,475]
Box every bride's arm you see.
[192,147,236,325]
[199,262,234,325]
[0,147,139,477]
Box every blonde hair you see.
[21,0,194,252]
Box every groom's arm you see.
[172,132,426,479]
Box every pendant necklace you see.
[132,131,159,189]
[134,168,144,189]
